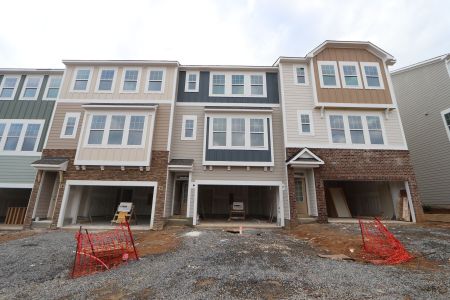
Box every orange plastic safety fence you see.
[71,221,139,278]
[358,218,413,265]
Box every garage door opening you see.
[325,181,412,221]
[0,188,31,224]
[62,184,155,228]
[197,185,278,226]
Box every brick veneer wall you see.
[286,148,424,224]
[24,149,169,230]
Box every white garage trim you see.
[192,180,285,227]
[57,180,158,229]
[0,183,34,189]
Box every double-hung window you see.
[181,115,197,140]
[212,75,225,95]
[127,116,145,145]
[298,111,313,135]
[318,62,340,88]
[4,123,23,150]
[231,75,244,95]
[329,115,346,143]
[366,116,384,144]
[339,62,362,88]
[348,116,365,144]
[294,65,308,85]
[250,119,265,147]
[0,76,20,100]
[185,72,199,92]
[107,116,126,145]
[250,75,263,95]
[61,112,80,139]
[97,69,115,92]
[44,76,62,99]
[88,115,107,145]
[147,70,164,92]
[0,123,5,144]
[122,69,139,92]
[21,76,42,100]
[442,109,450,141]
[0,120,43,152]
[73,69,91,91]
[231,118,245,146]
[212,118,227,146]
[361,62,384,89]
[21,124,40,151]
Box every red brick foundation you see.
[24,149,169,230]
[286,148,424,223]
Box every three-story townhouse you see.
[166,65,289,227]
[24,61,178,230]
[276,41,424,224]
[0,69,63,226]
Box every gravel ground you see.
[0,224,449,299]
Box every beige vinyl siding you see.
[312,47,393,105]
[392,61,450,207]
[76,113,154,164]
[46,103,84,149]
[170,106,289,219]
[152,104,171,151]
[60,65,176,101]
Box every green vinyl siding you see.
[0,156,39,184]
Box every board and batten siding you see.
[280,62,406,148]
[59,66,177,101]
[312,47,393,105]
[170,105,289,219]
[392,60,450,207]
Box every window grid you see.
[250,75,263,95]
[366,116,384,144]
[300,114,311,134]
[148,70,163,92]
[187,74,197,91]
[0,76,19,99]
[250,118,264,147]
[123,70,139,91]
[98,69,115,91]
[184,119,194,138]
[73,69,91,91]
[296,67,306,84]
[21,124,40,151]
[342,65,359,86]
[212,75,225,94]
[330,115,346,143]
[231,118,245,146]
[127,116,145,145]
[107,115,126,145]
[212,118,227,146]
[4,124,23,151]
[46,76,62,99]
[0,120,43,152]
[231,75,244,95]
[348,116,365,144]
[22,77,41,99]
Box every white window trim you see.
[0,75,21,100]
[297,110,314,135]
[338,61,363,89]
[95,67,118,93]
[207,114,270,151]
[317,61,341,88]
[293,64,309,86]
[184,71,200,92]
[0,119,45,155]
[43,75,63,100]
[70,67,94,93]
[145,67,166,94]
[360,62,385,90]
[83,112,150,149]
[326,112,387,147]
[119,67,142,93]
[60,112,81,139]
[208,72,267,98]
[20,75,44,100]
[181,115,197,140]
[441,108,450,142]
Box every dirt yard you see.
[0,223,449,299]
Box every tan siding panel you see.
[152,104,171,151]
[46,103,85,149]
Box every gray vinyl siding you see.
[0,156,39,184]
[177,71,279,104]
[205,117,272,162]
[392,61,450,207]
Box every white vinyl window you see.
[60,112,81,139]
[294,65,308,85]
[21,76,43,100]
[209,116,269,150]
[212,74,225,95]
[361,62,384,89]
[44,76,62,100]
[0,119,44,153]
[97,69,116,92]
[86,114,147,147]
[231,75,245,95]
[0,76,20,100]
[366,116,384,144]
[185,72,199,92]
[339,62,362,89]
[147,70,164,92]
[297,111,314,135]
[441,108,450,141]
[250,75,264,95]
[329,115,346,143]
[72,68,92,91]
[181,115,197,140]
[348,116,365,144]
[318,61,340,88]
[121,69,140,92]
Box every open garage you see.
[0,187,31,224]
[58,181,157,229]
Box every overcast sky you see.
[0,0,448,70]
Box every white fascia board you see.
[0,183,34,189]
[194,180,283,186]
[203,161,274,167]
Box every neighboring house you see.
[166,66,288,226]
[276,41,424,223]
[0,69,63,223]
[24,61,179,229]
[391,55,450,209]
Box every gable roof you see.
[286,148,324,167]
